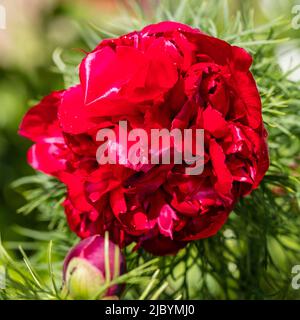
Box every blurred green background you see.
[0,0,299,239]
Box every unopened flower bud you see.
[62,235,125,299]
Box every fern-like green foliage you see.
[1,0,299,300]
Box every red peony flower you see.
[19,21,269,255]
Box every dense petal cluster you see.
[19,21,269,255]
